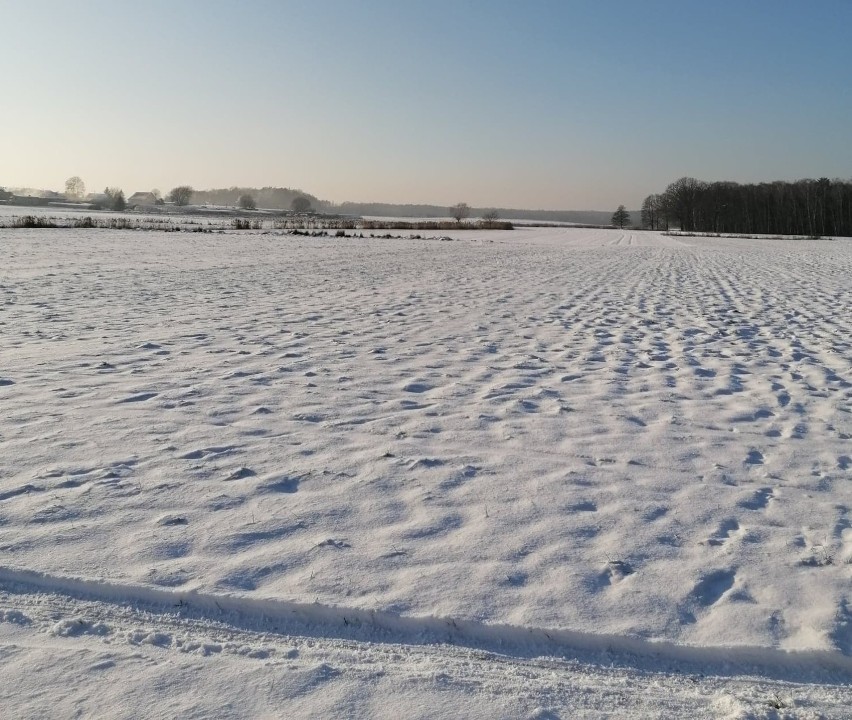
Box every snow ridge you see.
[1,565,850,684]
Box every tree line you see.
[51,180,313,213]
[191,186,323,211]
[641,177,852,237]
[336,202,621,226]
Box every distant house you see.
[127,192,159,208]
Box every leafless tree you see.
[167,185,194,206]
[65,176,86,199]
[661,177,706,232]
[641,194,665,230]
[450,202,470,223]
[482,209,499,227]
[238,194,257,210]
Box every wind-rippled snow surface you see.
[1,227,850,717]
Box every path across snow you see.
[1,226,850,716]
[1,565,850,719]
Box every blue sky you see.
[2,0,850,209]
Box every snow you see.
[1,225,850,716]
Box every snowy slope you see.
[1,226,850,716]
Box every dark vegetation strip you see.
[1,215,513,232]
[642,177,852,237]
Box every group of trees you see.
[291,196,312,213]
[190,186,323,211]
[336,202,616,225]
[52,174,851,237]
[447,203,503,225]
[641,176,852,236]
[103,187,126,211]
[64,177,125,210]
[195,190,313,212]
[55,178,319,213]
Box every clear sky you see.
[2,0,850,210]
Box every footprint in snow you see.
[706,518,741,546]
[502,571,528,587]
[601,560,634,585]
[402,381,434,393]
[691,569,736,608]
[256,476,300,493]
[225,467,256,481]
[738,487,774,510]
[181,446,237,461]
[118,392,158,403]
[315,538,351,549]
[566,501,597,513]
[744,449,764,465]
[407,457,445,469]
[642,506,669,522]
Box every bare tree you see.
[482,209,499,227]
[661,177,706,232]
[238,193,257,210]
[641,194,662,230]
[65,176,86,199]
[611,205,630,229]
[167,185,194,206]
[291,196,312,213]
[450,202,470,223]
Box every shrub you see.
[232,218,262,230]
[14,215,56,228]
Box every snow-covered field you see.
[1,226,850,717]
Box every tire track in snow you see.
[1,565,851,684]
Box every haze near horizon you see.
[2,0,850,210]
